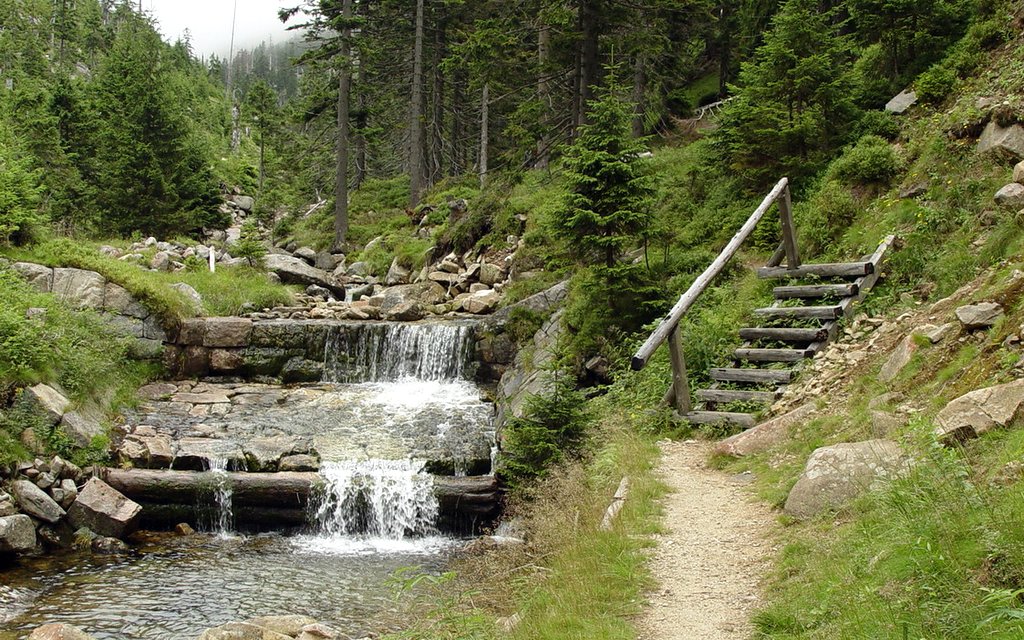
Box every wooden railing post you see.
[778,182,800,270]
[667,325,691,415]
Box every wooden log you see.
[599,477,630,531]
[757,262,872,279]
[772,284,858,299]
[697,388,777,404]
[101,469,501,521]
[738,327,827,342]
[667,325,691,414]
[632,177,790,370]
[754,305,842,320]
[734,348,811,362]
[710,367,795,384]
[777,184,801,269]
[681,411,756,428]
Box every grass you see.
[3,237,295,319]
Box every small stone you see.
[27,623,95,640]
[91,536,130,555]
[174,522,195,536]
[11,479,65,523]
[995,183,1024,209]
[955,302,1004,330]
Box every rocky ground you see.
[24,614,359,640]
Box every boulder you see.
[314,252,345,272]
[171,282,204,311]
[305,284,332,299]
[280,358,324,384]
[296,623,341,640]
[1015,160,1024,185]
[978,122,1024,161]
[346,261,371,277]
[52,268,106,309]
[479,263,506,286]
[103,283,149,318]
[57,478,78,509]
[138,382,178,401]
[27,624,95,640]
[487,280,568,327]
[11,479,65,523]
[995,183,1024,209]
[210,349,245,372]
[203,317,253,348]
[385,258,412,285]
[59,411,104,448]
[783,440,911,518]
[244,616,318,637]
[264,254,340,294]
[151,251,172,272]
[231,195,255,212]
[91,536,130,554]
[22,383,70,426]
[879,334,919,383]
[884,89,917,114]
[380,282,446,313]
[67,478,142,539]
[934,379,1024,443]
[428,271,460,286]
[293,246,318,264]
[12,262,54,292]
[279,454,320,472]
[463,289,500,314]
[385,300,425,321]
[197,622,293,640]
[715,404,817,457]
[0,514,36,552]
[955,302,1003,330]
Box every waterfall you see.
[312,460,438,539]
[323,322,475,383]
[203,458,234,536]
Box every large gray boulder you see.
[380,282,447,313]
[264,254,340,294]
[955,302,1003,330]
[27,623,96,640]
[479,263,506,286]
[171,282,203,312]
[103,283,149,319]
[995,183,1024,209]
[879,334,919,383]
[0,514,36,552]
[59,411,104,448]
[385,258,412,285]
[244,616,318,637]
[784,440,911,518]
[934,379,1024,443]
[67,478,142,539]
[885,89,917,114]
[12,262,54,292]
[52,268,106,309]
[11,479,65,523]
[978,122,1024,161]
[463,289,500,314]
[22,383,70,426]
[230,195,255,212]
[1014,160,1024,184]
[487,280,568,327]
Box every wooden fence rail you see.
[630,177,798,415]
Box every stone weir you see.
[119,320,505,535]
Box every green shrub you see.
[916,64,957,106]
[0,125,43,245]
[796,180,861,255]
[234,219,267,268]
[500,375,593,489]
[828,135,902,186]
[855,110,901,141]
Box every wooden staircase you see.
[630,177,896,433]
[685,236,895,427]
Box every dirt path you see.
[636,439,775,639]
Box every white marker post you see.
[209,246,216,273]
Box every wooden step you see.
[754,305,843,320]
[773,283,858,299]
[697,388,777,404]
[758,262,873,279]
[734,348,812,362]
[738,327,826,342]
[710,367,796,384]
[680,411,756,429]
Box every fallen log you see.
[101,468,502,532]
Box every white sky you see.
[146,0,297,59]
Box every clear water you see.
[0,321,493,638]
[0,532,457,639]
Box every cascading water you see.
[203,458,234,536]
[313,459,438,538]
[323,322,475,382]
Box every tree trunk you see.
[450,68,465,176]
[631,51,646,138]
[408,0,427,207]
[579,0,600,124]
[333,0,353,252]
[429,16,445,187]
[536,19,551,169]
[258,132,265,192]
[354,89,367,190]
[479,83,489,187]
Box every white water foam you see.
[204,458,235,538]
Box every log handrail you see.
[630,177,799,413]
